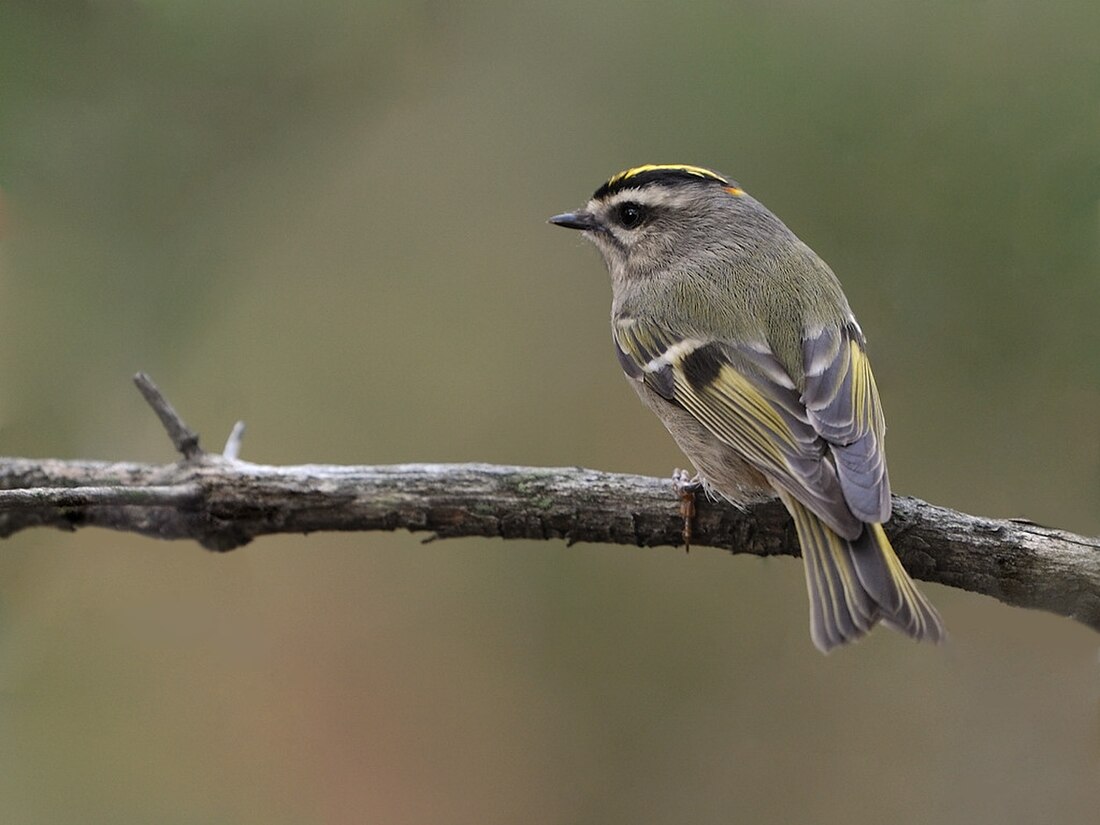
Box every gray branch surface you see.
[0,375,1097,632]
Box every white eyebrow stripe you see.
[592,187,702,212]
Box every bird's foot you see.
[672,469,703,552]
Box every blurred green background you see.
[1,1,1098,822]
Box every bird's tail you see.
[778,492,946,653]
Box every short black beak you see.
[548,211,599,231]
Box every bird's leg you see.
[672,469,703,552]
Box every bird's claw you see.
[672,469,702,551]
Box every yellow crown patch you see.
[606,164,727,187]
[593,164,731,200]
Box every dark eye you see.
[615,201,647,229]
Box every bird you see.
[549,163,945,652]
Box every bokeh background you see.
[2,1,1098,822]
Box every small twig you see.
[222,421,246,460]
[133,372,203,459]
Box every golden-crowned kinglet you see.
[550,164,944,652]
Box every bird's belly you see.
[630,380,772,504]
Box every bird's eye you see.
[615,202,646,229]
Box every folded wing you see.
[614,317,888,540]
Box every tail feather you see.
[779,492,945,653]
[847,522,903,614]
[784,492,878,650]
[861,524,944,643]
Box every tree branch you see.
[0,376,1097,633]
